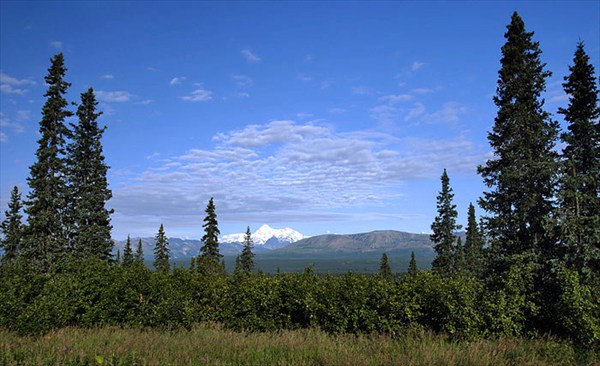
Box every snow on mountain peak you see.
[221,224,306,245]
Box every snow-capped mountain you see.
[221,224,306,246]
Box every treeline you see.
[0,11,599,348]
[0,259,597,348]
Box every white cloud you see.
[549,94,569,104]
[411,61,425,71]
[181,86,213,102]
[370,101,466,126]
[170,76,186,86]
[232,74,253,88]
[136,99,153,105]
[297,74,313,83]
[50,41,63,50]
[380,94,414,104]
[0,115,25,138]
[352,86,372,96]
[0,71,35,94]
[370,105,401,125]
[329,108,347,114]
[0,84,26,95]
[0,131,7,143]
[101,74,114,80]
[96,90,133,103]
[111,121,486,228]
[296,113,314,120]
[411,88,434,94]
[423,102,466,124]
[404,103,426,121]
[16,110,31,121]
[241,49,261,63]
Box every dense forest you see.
[1,11,599,350]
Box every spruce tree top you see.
[559,41,599,183]
[200,197,222,261]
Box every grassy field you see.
[1,325,596,366]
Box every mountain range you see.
[112,225,440,260]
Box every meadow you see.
[1,324,597,366]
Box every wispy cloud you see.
[297,74,313,83]
[352,86,373,96]
[411,61,425,72]
[170,76,186,86]
[380,94,414,104]
[0,71,35,95]
[232,74,253,88]
[50,41,63,50]
[0,114,25,142]
[181,85,213,102]
[241,49,261,63]
[0,131,7,143]
[329,108,347,114]
[96,90,133,103]
[101,74,114,80]
[370,101,466,126]
[111,120,485,229]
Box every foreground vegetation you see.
[1,324,597,366]
[1,260,598,350]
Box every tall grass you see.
[1,324,596,366]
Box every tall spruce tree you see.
[0,186,24,265]
[24,53,73,272]
[199,197,222,268]
[66,88,113,261]
[408,251,418,276]
[134,238,144,264]
[122,235,134,268]
[557,41,600,279]
[379,252,393,280]
[478,12,559,274]
[430,169,461,277]
[454,236,466,275]
[236,226,255,274]
[153,224,170,272]
[464,203,485,277]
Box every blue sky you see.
[1,1,598,240]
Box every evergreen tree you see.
[379,253,393,280]
[464,203,485,277]
[189,256,196,272]
[122,235,134,268]
[430,169,461,277]
[454,236,466,275]
[237,226,255,274]
[115,249,121,265]
[557,41,600,280]
[24,53,73,272]
[408,251,418,276]
[199,198,222,267]
[134,238,144,264]
[0,186,24,265]
[66,88,113,261]
[153,224,170,272]
[478,12,559,274]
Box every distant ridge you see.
[273,230,438,254]
[112,230,465,259]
